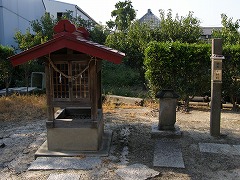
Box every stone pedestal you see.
[34,131,112,158]
[47,108,103,151]
[35,108,112,158]
[156,90,179,130]
[47,125,103,151]
[151,124,182,139]
[151,90,182,139]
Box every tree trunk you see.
[4,76,11,96]
[24,64,29,94]
[231,97,239,111]
[184,97,190,112]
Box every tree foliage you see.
[13,12,108,88]
[14,29,46,51]
[106,21,154,87]
[14,11,107,51]
[0,45,14,94]
[31,13,56,41]
[153,9,202,43]
[14,14,51,90]
[62,10,97,32]
[90,24,110,44]
[212,14,240,45]
[14,13,56,51]
[107,0,136,31]
[105,9,202,87]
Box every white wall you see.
[43,0,96,22]
[0,0,45,47]
[0,0,96,48]
[44,0,76,19]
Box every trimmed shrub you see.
[222,44,240,108]
[144,41,240,109]
[144,41,211,100]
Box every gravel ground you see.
[0,107,240,179]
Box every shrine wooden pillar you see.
[44,58,54,127]
[89,59,98,121]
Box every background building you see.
[139,9,160,27]
[43,0,96,22]
[0,0,45,46]
[0,0,96,47]
[201,27,222,39]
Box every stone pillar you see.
[156,90,179,130]
[210,39,224,137]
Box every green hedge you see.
[144,42,240,103]
[144,41,240,104]
[222,44,240,103]
[144,41,211,100]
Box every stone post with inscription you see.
[210,38,224,137]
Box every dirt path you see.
[0,107,240,179]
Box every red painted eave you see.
[9,32,125,66]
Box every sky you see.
[57,0,240,27]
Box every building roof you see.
[9,20,125,66]
[139,9,160,26]
[201,27,222,36]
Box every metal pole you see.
[210,39,224,137]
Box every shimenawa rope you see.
[45,54,95,81]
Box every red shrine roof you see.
[9,20,125,66]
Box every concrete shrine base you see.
[47,124,103,151]
[34,131,112,158]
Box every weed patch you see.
[0,94,47,121]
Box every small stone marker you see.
[156,90,179,130]
[28,157,101,170]
[199,143,240,156]
[47,173,80,180]
[153,140,185,168]
[115,163,159,180]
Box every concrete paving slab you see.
[28,156,101,170]
[199,143,240,155]
[215,169,240,180]
[115,163,159,180]
[233,145,240,153]
[47,173,80,180]
[153,140,185,168]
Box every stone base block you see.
[35,131,112,158]
[47,126,103,151]
[151,124,182,139]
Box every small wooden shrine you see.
[9,20,125,154]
